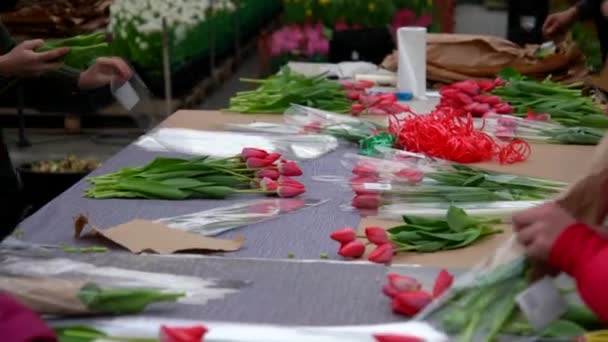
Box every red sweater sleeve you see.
[549,223,608,322]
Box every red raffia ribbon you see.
[389,107,530,164]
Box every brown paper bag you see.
[0,276,89,315]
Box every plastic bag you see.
[284,104,385,143]
[157,198,327,236]
[479,113,603,146]
[111,73,163,132]
[0,251,240,305]
[134,127,338,160]
[49,316,449,342]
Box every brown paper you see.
[0,276,89,315]
[358,218,512,268]
[75,216,243,254]
[382,33,589,85]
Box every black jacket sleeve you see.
[577,0,603,21]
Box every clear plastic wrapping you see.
[284,104,386,143]
[0,252,239,305]
[135,128,338,160]
[157,198,327,236]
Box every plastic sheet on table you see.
[156,198,328,236]
[0,252,241,305]
[224,122,301,135]
[134,128,338,160]
[369,201,544,221]
[49,316,449,342]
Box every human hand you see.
[542,8,577,39]
[0,39,69,78]
[512,202,577,262]
[78,57,133,90]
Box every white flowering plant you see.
[109,0,259,73]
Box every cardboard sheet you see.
[75,216,244,254]
[358,217,512,268]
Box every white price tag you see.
[363,183,392,191]
[113,81,140,111]
[516,277,567,331]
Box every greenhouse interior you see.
[2,0,608,341]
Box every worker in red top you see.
[513,202,608,321]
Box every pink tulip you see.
[260,177,278,191]
[330,227,356,244]
[256,169,280,180]
[241,147,268,160]
[278,176,305,189]
[246,157,274,169]
[365,226,390,245]
[352,194,381,209]
[277,185,306,198]
[338,240,365,258]
[278,160,303,176]
[368,243,393,264]
[383,273,422,298]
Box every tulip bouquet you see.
[341,80,412,116]
[383,270,454,317]
[417,257,600,341]
[482,113,604,146]
[85,148,306,200]
[491,68,608,129]
[340,153,565,212]
[284,104,387,143]
[55,324,207,342]
[330,206,503,264]
[438,79,513,117]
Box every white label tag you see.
[113,82,140,111]
[516,277,567,331]
[363,183,392,191]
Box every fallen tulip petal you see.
[330,227,356,244]
[368,243,393,264]
[365,227,390,245]
[391,291,433,316]
[432,269,454,298]
[338,240,365,258]
[374,334,425,342]
[160,325,208,342]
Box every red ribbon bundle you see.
[389,107,530,164]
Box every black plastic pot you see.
[17,164,90,212]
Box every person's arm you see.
[0,22,80,93]
[549,222,608,321]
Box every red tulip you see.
[357,79,376,88]
[393,169,423,183]
[265,152,282,163]
[473,94,501,106]
[341,80,355,90]
[260,177,278,192]
[241,147,268,160]
[391,291,433,316]
[351,183,379,196]
[278,160,303,176]
[365,226,389,245]
[350,103,365,116]
[350,175,379,184]
[478,79,495,92]
[452,80,480,96]
[352,194,381,209]
[256,169,280,180]
[374,334,425,342]
[368,243,393,264]
[338,240,365,258]
[330,227,356,244]
[494,102,513,114]
[352,162,378,176]
[246,157,274,169]
[303,121,322,133]
[160,325,208,342]
[346,90,361,101]
[278,175,305,188]
[432,269,454,298]
[469,103,491,116]
[383,273,422,298]
[494,77,505,86]
[277,184,306,198]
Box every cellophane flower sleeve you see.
[135,127,338,160]
[284,104,385,143]
[156,198,327,236]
